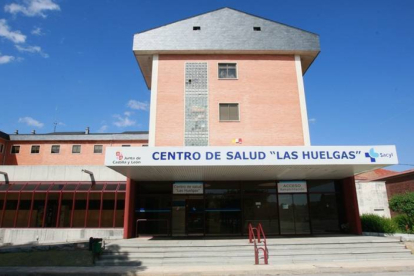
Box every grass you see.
[0,250,94,266]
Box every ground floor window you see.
[0,182,125,228]
[135,180,343,237]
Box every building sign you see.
[105,146,398,167]
[278,181,307,193]
[173,182,203,194]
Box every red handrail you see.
[248,223,269,265]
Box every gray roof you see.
[6,131,149,142]
[0,131,9,140]
[134,7,320,89]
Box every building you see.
[0,8,399,244]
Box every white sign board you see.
[173,182,203,194]
[105,146,398,167]
[278,181,307,193]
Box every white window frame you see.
[94,145,103,154]
[218,63,238,80]
[51,145,60,154]
[218,103,240,122]
[11,145,20,154]
[72,145,81,154]
[30,145,40,154]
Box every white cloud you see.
[309,118,317,124]
[15,44,49,58]
[18,116,44,128]
[0,52,15,64]
[0,19,26,43]
[113,114,136,128]
[5,0,60,18]
[98,125,108,133]
[127,100,149,111]
[31,27,43,35]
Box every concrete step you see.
[95,253,414,266]
[101,247,410,258]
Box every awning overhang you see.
[105,146,398,181]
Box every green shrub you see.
[393,214,414,234]
[361,214,397,234]
[389,192,414,221]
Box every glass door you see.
[186,197,204,236]
[278,194,310,235]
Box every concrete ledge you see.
[0,228,123,246]
[363,231,414,241]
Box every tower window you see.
[253,27,261,31]
[193,26,201,31]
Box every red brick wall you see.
[386,174,414,217]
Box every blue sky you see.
[0,0,413,171]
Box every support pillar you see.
[342,176,362,235]
[123,177,136,239]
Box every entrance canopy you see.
[105,146,398,181]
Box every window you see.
[11,145,20,154]
[253,27,261,31]
[31,145,40,154]
[72,145,81,154]
[0,144,3,154]
[193,26,201,30]
[219,103,239,121]
[218,63,237,79]
[94,145,103,154]
[51,145,60,154]
[122,145,131,147]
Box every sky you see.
[0,0,413,171]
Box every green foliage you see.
[389,192,414,220]
[393,214,414,234]
[360,214,398,234]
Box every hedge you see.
[360,214,397,234]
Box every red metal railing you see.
[248,223,269,265]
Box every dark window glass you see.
[137,182,172,194]
[31,145,40,154]
[23,184,38,191]
[218,63,237,79]
[219,103,239,121]
[30,193,46,227]
[51,145,60,154]
[105,184,118,191]
[253,27,261,31]
[11,145,20,154]
[118,184,126,191]
[91,184,104,191]
[193,26,201,30]
[0,184,9,191]
[44,193,59,227]
[9,184,24,191]
[50,184,64,191]
[137,196,171,236]
[115,193,125,227]
[122,145,131,147]
[37,184,51,191]
[0,144,4,154]
[101,193,115,227]
[0,193,4,225]
[94,145,103,154]
[308,180,336,193]
[243,182,276,194]
[243,194,278,234]
[63,184,78,191]
[205,195,241,235]
[310,193,340,233]
[3,193,18,227]
[77,185,91,191]
[205,182,240,194]
[16,193,32,227]
[73,193,87,227]
[59,193,73,227]
[87,193,101,227]
[72,145,81,154]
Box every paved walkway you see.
[1,260,414,275]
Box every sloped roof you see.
[355,168,397,181]
[133,7,320,89]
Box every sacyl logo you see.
[365,148,379,162]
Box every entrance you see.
[172,195,204,236]
[278,194,311,235]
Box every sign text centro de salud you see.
[105,146,398,166]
